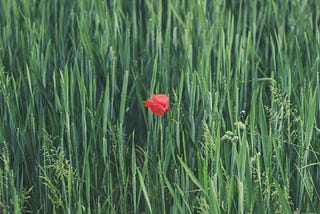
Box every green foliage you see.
[0,0,319,213]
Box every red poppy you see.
[144,94,170,116]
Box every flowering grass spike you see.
[144,94,170,116]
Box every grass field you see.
[0,0,319,213]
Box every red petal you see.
[145,94,169,116]
[148,103,166,116]
[151,94,169,104]
[144,100,153,107]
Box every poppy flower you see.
[144,94,170,116]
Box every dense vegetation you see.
[0,0,319,213]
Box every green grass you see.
[0,0,319,213]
